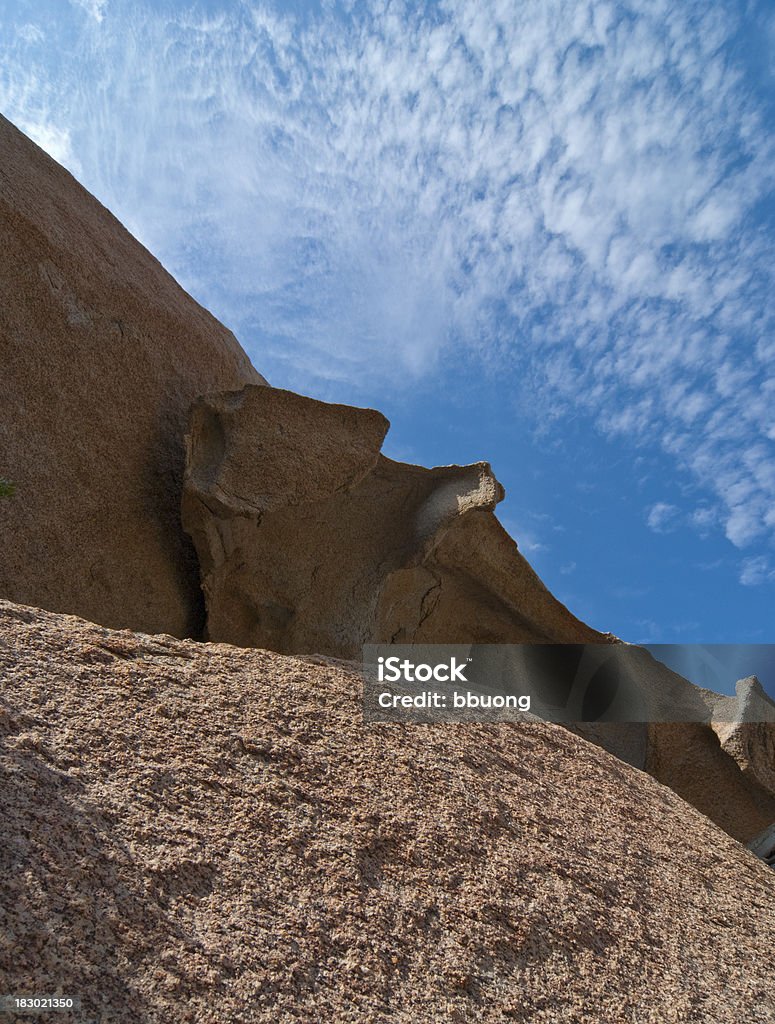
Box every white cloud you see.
[725,505,765,548]
[690,506,719,536]
[499,517,547,556]
[635,619,664,643]
[696,559,724,572]
[646,502,680,534]
[1,0,774,558]
[17,24,44,44]
[739,556,775,587]
[69,0,108,22]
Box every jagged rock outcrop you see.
[182,385,604,658]
[0,115,264,638]
[711,676,775,800]
[645,720,775,844]
[3,599,775,1023]
[640,676,775,843]
[181,386,775,842]
[563,654,775,842]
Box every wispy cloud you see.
[739,556,775,587]
[69,0,108,22]
[17,24,44,44]
[1,0,774,562]
[696,558,724,572]
[646,502,680,535]
[690,505,719,536]
[634,619,664,644]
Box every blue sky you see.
[2,0,774,667]
[643,644,775,703]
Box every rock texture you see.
[0,114,263,639]
[711,676,775,802]
[2,599,775,1024]
[182,385,604,658]
[180,390,775,842]
[3,111,773,1024]
[645,720,775,844]
[573,656,775,843]
[748,823,775,867]
[640,676,775,844]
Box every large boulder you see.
[182,385,604,658]
[0,115,264,638]
[2,598,775,1023]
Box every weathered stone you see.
[747,822,775,866]
[183,385,604,657]
[711,676,775,801]
[580,662,775,844]
[184,386,389,520]
[7,110,775,868]
[3,598,775,1022]
[0,115,263,637]
[645,720,775,844]
[181,387,775,842]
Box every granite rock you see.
[0,115,263,638]
[2,599,775,1023]
[182,386,605,658]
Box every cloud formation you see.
[1,0,774,564]
[740,556,775,587]
[69,0,108,22]
[646,502,680,535]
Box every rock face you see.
[4,114,774,881]
[182,385,604,658]
[3,599,775,1023]
[748,823,775,867]
[180,388,775,843]
[645,720,775,844]
[573,656,775,843]
[711,676,775,801]
[641,675,775,843]
[0,115,264,638]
